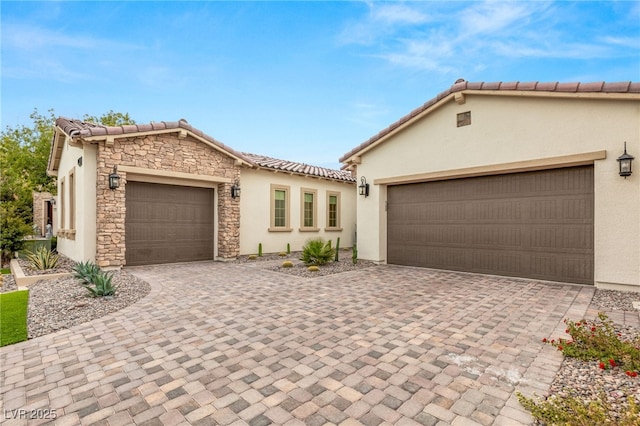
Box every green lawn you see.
[0,289,29,346]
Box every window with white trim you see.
[300,188,318,231]
[326,191,341,230]
[270,184,291,231]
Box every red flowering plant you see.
[542,312,640,374]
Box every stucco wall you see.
[355,94,640,289]
[239,168,356,255]
[55,139,97,263]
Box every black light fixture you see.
[49,197,56,206]
[108,166,121,190]
[231,181,241,199]
[617,142,634,178]
[359,176,369,197]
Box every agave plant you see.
[73,261,101,285]
[85,271,117,297]
[25,246,59,270]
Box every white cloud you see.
[339,1,637,76]
[3,23,141,51]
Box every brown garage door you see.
[125,182,214,266]
[387,166,594,284]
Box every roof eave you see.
[339,85,640,165]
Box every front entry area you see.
[125,181,215,266]
[387,166,594,284]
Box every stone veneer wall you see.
[96,133,240,267]
[32,191,53,237]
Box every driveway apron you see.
[1,262,594,425]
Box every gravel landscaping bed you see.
[539,295,640,424]
[234,249,379,277]
[0,256,150,339]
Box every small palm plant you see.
[300,238,335,266]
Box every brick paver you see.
[0,262,599,424]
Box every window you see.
[60,177,66,232]
[326,191,342,231]
[69,169,76,237]
[300,188,318,231]
[269,184,291,231]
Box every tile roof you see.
[243,153,355,182]
[55,117,250,163]
[339,80,640,163]
[54,117,354,182]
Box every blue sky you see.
[2,1,639,169]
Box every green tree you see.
[83,110,136,127]
[0,109,135,264]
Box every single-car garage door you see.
[387,166,594,284]
[125,182,215,266]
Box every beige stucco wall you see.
[239,168,356,255]
[354,94,640,290]
[55,139,97,263]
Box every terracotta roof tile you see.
[54,117,353,182]
[603,81,632,92]
[55,117,252,164]
[339,80,639,163]
[579,82,605,92]
[242,153,355,182]
[556,82,580,92]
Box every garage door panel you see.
[387,166,594,284]
[126,182,214,266]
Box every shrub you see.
[308,265,320,272]
[279,252,287,257]
[248,254,257,260]
[352,244,358,264]
[544,312,640,372]
[282,260,293,268]
[0,289,29,346]
[517,392,639,426]
[520,313,640,424]
[0,204,32,266]
[258,243,263,257]
[300,238,335,266]
[25,246,59,270]
[85,271,117,297]
[287,243,291,255]
[73,261,101,285]
[335,237,340,262]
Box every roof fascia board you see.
[78,128,252,166]
[342,90,640,164]
[463,90,640,101]
[374,150,607,185]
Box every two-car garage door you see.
[387,166,594,284]
[125,182,215,266]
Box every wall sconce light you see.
[108,166,121,190]
[617,142,634,178]
[231,181,241,199]
[359,176,370,197]
[49,197,56,206]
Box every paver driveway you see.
[1,262,594,425]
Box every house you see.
[340,80,640,291]
[47,118,356,267]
